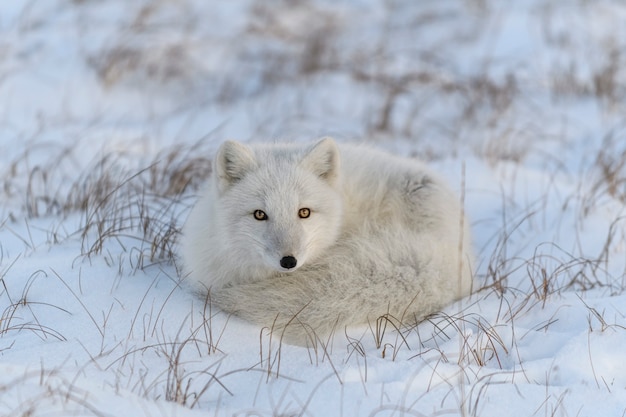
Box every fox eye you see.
[253,210,268,221]
[298,208,311,219]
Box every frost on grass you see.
[1,0,626,416]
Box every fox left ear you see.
[215,140,257,193]
[301,137,340,186]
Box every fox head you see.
[213,138,343,273]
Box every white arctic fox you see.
[181,138,473,344]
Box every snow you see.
[1,0,626,416]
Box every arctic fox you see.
[180,138,473,344]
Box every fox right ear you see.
[301,137,341,186]
[215,140,257,192]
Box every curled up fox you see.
[180,138,474,344]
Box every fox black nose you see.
[280,256,297,269]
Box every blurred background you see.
[2,0,625,154]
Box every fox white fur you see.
[180,138,474,344]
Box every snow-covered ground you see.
[1,0,626,415]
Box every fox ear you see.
[301,137,340,186]
[215,140,257,192]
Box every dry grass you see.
[583,132,626,213]
[73,142,211,268]
[1,139,212,272]
[0,268,68,342]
